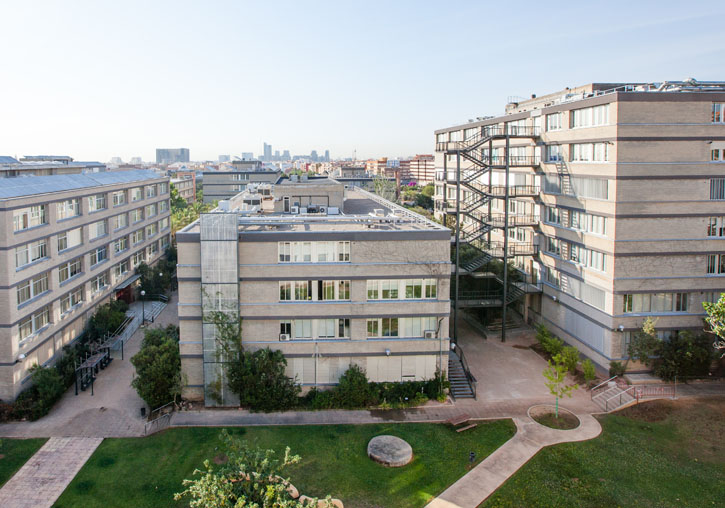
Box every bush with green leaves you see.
[85,300,129,342]
[229,348,301,412]
[582,359,597,386]
[131,325,181,409]
[11,365,65,421]
[560,346,580,374]
[609,361,626,377]
[654,331,713,381]
[536,325,564,356]
[332,364,378,408]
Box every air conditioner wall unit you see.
[423,330,436,339]
[279,333,291,341]
[319,206,327,214]
[290,206,299,214]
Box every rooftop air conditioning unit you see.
[300,207,308,214]
[279,333,291,341]
[423,330,436,339]
[290,206,299,214]
[373,208,385,217]
[318,206,326,214]
[328,207,340,215]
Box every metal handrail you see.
[605,386,635,411]
[455,344,477,400]
[591,376,618,398]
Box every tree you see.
[170,183,188,210]
[626,317,660,368]
[131,325,182,409]
[703,293,725,358]
[174,430,332,507]
[543,354,578,418]
[373,174,397,202]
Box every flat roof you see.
[0,169,165,200]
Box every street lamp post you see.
[141,290,146,326]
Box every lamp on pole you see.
[141,290,146,326]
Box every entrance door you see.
[283,196,290,213]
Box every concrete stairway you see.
[591,382,635,412]
[448,352,475,399]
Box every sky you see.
[1,0,724,162]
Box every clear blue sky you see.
[1,0,724,162]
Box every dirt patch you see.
[529,405,580,430]
[213,453,228,465]
[616,399,675,422]
[511,345,530,350]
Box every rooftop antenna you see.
[353,149,356,161]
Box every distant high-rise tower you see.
[156,148,190,164]
[274,150,280,161]
[324,150,330,162]
[310,150,318,162]
[282,150,291,160]
[263,143,272,162]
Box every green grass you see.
[0,438,47,487]
[483,397,725,508]
[54,420,515,508]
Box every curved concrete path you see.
[425,410,602,508]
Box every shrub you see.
[654,331,713,381]
[609,361,626,377]
[303,387,334,410]
[560,346,580,373]
[536,325,564,356]
[229,348,301,412]
[582,359,596,386]
[333,364,377,408]
[131,325,182,409]
[11,365,66,421]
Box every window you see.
[60,286,83,314]
[569,210,607,236]
[159,217,170,230]
[367,319,379,337]
[381,280,398,299]
[145,185,157,198]
[278,241,351,263]
[113,213,128,230]
[623,293,688,313]
[57,199,80,220]
[545,236,562,256]
[18,306,50,342]
[132,230,144,245]
[713,149,723,161]
[112,191,127,206]
[337,280,350,300]
[545,145,562,162]
[90,272,109,293]
[132,250,145,266]
[367,280,378,299]
[160,200,170,213]
[382,318,399,337]
[131,187,143,201]
[713,103,725,123]
[145,203,157,218]
[159,182,169,194]
[294,280,311,300]
[59,258,82,283]
[147,241,159,257]
[13,205,47,231]
[570,143,609,162]
[708,217,725,237]
[570,104,609,128]
[280,320,291,336]
[57,227,82,252]
[546,112,563,131]
[114,260,130,279]
[146,223,157,238]
[160,235,170,250]
[293,319,312,339]
[711,178,725,200]
[88,194,107,212]
[131,208,143,223]
[90,220,107,239]
[570,176,608,200]
[405,279,423,299]
[16,239,48,268]
[424,279,437,298]
[707,254,725,274]
[90,246,108,266]
[17,273,49,305]
[279,282,291,301]
[545,206,561,225]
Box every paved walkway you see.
[425,411,603,508]
[0,437,102,508]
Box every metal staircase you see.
[448,348,476,399]
[441,124,541,342]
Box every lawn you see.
[483,397,725,508]
[54,420,515,508]
[0,438,47,487]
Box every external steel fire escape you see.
[437,124,540,343]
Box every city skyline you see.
[1,1,724,162]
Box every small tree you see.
[582,359,596,387]
[626,317,660,368]
[543,354,578,418]
[703,293,725,358]
[131,325,181,409]
[560,346,580,374]
[175,430,332,507]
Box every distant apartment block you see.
[171,175,196,204]
[0,170,172,401]
[1,156,106,178]
[176,178,451,405]
[156,148,190,164]
[434,80,725,368]
[400,154,435,185]
[202,164,279,203]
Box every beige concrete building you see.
[171,176,196,204]
[401,154,436,184]
[0,156,105,178]
[202,167,279,204]
[176,178,451,406]
[434,80,725,369]
[0,170,171,401]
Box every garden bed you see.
[528,405,580,430]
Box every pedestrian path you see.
[424,412,602,508]
[0,437,102,508]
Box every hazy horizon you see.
[1,0,724,162]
